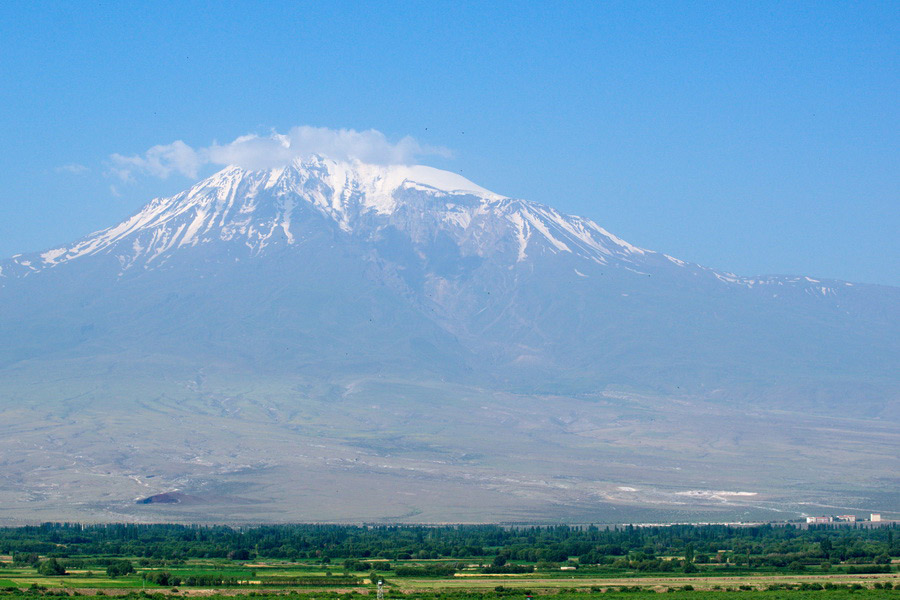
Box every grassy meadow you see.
[0,524,897,598]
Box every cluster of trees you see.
[257,577,359,587]
[607,555,689,573]
[3,556,68,576]
[482,554,534,573]
[11,554,40,567]
[141,572,181,587]
[36,559,65,576]
[0,522,896,570]
[341,560,390,572]
[393,563,461,577]
[179,575,241,586]
[106,560,135,577]
[482,564,534,574]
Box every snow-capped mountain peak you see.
[5,157,651,276]
[0,156,872,308]
[0,154,895,431]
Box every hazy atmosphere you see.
[1,5,899,600]
[0,0,897,530]
[1,2,897,284]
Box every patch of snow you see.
[676,490,757,502]
[40,248,67,265]
[586,221,647,255]
[714,272,742,284]
[521,208,571,253]
[394,164,502,198]
[508,212,531,262]
[2,157,745,283]
[280,197,295,244]
[264,167,285,189]
[179,208,211,247]
[442,209,473,229]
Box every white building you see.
[806,516,833,524]
[870,513,882,522]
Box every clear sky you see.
[1,1,897,285]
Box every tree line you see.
[0,523,895,568]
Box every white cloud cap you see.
[109,126,451,181]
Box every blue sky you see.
[1,1,897,284]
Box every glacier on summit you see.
[3,155,845,295]
[0,156,897,523]
[1,155,896,397]
[11,156,644,274]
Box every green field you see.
[0,523,896,597]
[1,557,897,595]
[0,589,899,600]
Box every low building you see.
[870,513,882,522]
[806,516,833,524]
[836,515,857,522]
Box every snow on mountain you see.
[4,156,653,275]
[0,156,896,410]
[1,158,897,525]
[0,155,857,303]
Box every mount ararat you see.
[0,157,897,523]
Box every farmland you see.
[0,523,897,598]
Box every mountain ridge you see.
[0,156,896,523]
[2,156,886,300]
[2,156,649,276]
[1,156,896,408]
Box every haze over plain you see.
[0,2,897,523]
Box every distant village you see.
[805,513,883,524]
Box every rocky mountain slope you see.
[0,156,896,523]
[2,156,896,406]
